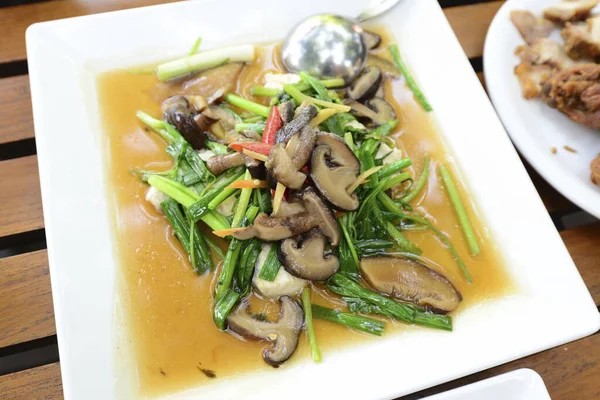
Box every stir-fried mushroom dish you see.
[510,0,600,186]
[100,25,511,392]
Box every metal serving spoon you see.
[281,0,402,83]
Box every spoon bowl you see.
[281,14,367,83]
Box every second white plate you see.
[484,0,600,219]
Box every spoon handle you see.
[356,0,403,22]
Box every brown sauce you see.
[98,28,513,397]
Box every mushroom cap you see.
[227,296,304,367]
[300,187,341,246]
[275,103,318,143]
[362,31,382,50]
[253,244,307,297]
[310,133,360,212]
[161,95,206,149]
[347,66,382,102]
[360,257,462,314]
[343,97,396,126]
[265,143,307,189]
[279,229,340,281]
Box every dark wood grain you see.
[0,0,181,65]
[0,155,43,238]
[0,76,32,145]
[445,1,504,59]
[561,222,600,306]
[0,250,53,348]
[0,363,62,400]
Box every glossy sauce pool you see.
[98,30,513,398]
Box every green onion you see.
[148,175,199,208]
[137,111,184,145]
[344,297,452,331]
[258,244,281,281]
[243,115,265,123]
[208,188,239,210]
[386,222,421,255]
[282,84,351,111]
[200,210,231,232]
[376,192,472,283]
[401,155,430,204]
[236,239,261,296]
[187,36,202,56]
[215,238,243,301]
[413,312,453,331]
[302,288,322,362]
[255,188,273,214]
[205,141,230,155]
[312,305,386,336]
[213,288,240,330]
[188,169,245,221]
[439,165,480,257]
[205,235,225,261]
[382,172,411,191]
[251,86,280,97]
[184,147,214,183]
[344,132,358,154]
[330,274,415,323]
[234,122,265,133]
[389,44,432,112]
[338,215,360,275]
[295,78,345,92]
[377,158,412,180]
[231,170,253,228]
[161,198,211,274]
[224,94,270,118]
[157,44,255,81]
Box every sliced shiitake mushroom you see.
[266,126,316,189]
[300,187,340,246]
[265,143,306,189]
[279,229,340,281]
[360,257,462,314]
[231,187,339,244]
[161,96,206,149]
[227,296,304,367]
[310,133,360,212]
[253,244,307,297]
[343,97,396,126]
[367,54,400,78]
[362,30,382,50]
[347,66,382,102]
[278,101,295,124]
[231,212,317,241]
[206,152,264,178]
[275,103,318,143]
[366,98,396,123]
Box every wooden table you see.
[0,1,598,399]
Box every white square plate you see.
[26,0,600,399]
[424,369,551,400]
[484,0,600,219]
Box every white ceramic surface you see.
[484,0,600,219]
[26,0,600,399]
[424,369,551,400]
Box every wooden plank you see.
[0,363,62,400]
[0,250,54,348]
[561,222,600,306]
[0,155,44,238]
[402,332,600,399]
[0,0,180,65]
[445,1,504,59]
[0,76,33,145]
[0,0,501,65]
